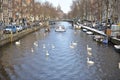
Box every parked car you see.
[16,25,23,32]
[3,25,17,34]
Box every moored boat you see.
[55,25,66,32]
[82,29,87,32]
[93,35,104,41]
[93,35,108,44]
[114,45,120,53]
[86,31,93,35]
[110,37,120,45]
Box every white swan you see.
[34,42,38,47]
[72,41,77,46]
[15,40,20,45]
[46,51,49,56]
[43,44,46,49]
[87,51,92,56]
[70,43,74,48]
[51,44,55,49]
[87,57,94,65]
[31,48,34,53]
[87,45,92,51]
[118,62,120,69]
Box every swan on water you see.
[70,42,74,48]
[118,62,120,69]
[72,41,77,46]
[43,44,46,48]
[46,50,49,56]
[87,45,92,51]
[15,40,20,45]
[31,48,34,53]
[51,44,55,49]
[87,57,94,65]
[34,42,38,47]
[87,51,92,56]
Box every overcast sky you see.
[35,0,72,13]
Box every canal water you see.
[0,22,120,80]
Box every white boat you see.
[86,31,93,35]
[55,25,66,32]
[114,45,120,53]
[93,35,108,44]
[82,29,87,32]
[93,35,104,41]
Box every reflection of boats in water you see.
[55,25,66,32]
[114,45,120,53]
[93,35,108,44]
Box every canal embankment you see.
[0,26,42,47]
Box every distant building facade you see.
[0,0,35,25]
[0,0,12,25]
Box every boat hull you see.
[114,45,120,53]
[55,26,66,32]
[55,29,66,32]
[110,37,120,45]
[93,35,108,44]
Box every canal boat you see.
[82,29,87,32]
[93,35,108,44]
[110,37,120,45]
[93,35,103,41]
[55,25,66,32]
[114,45,120,53]
[86,31,93,35]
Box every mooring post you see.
[10,31,13,42]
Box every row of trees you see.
[12,0,64,22]
[31,1,61,20]
[68,0,120,24]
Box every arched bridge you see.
[49,19,73,22]
[49,19,74,26]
